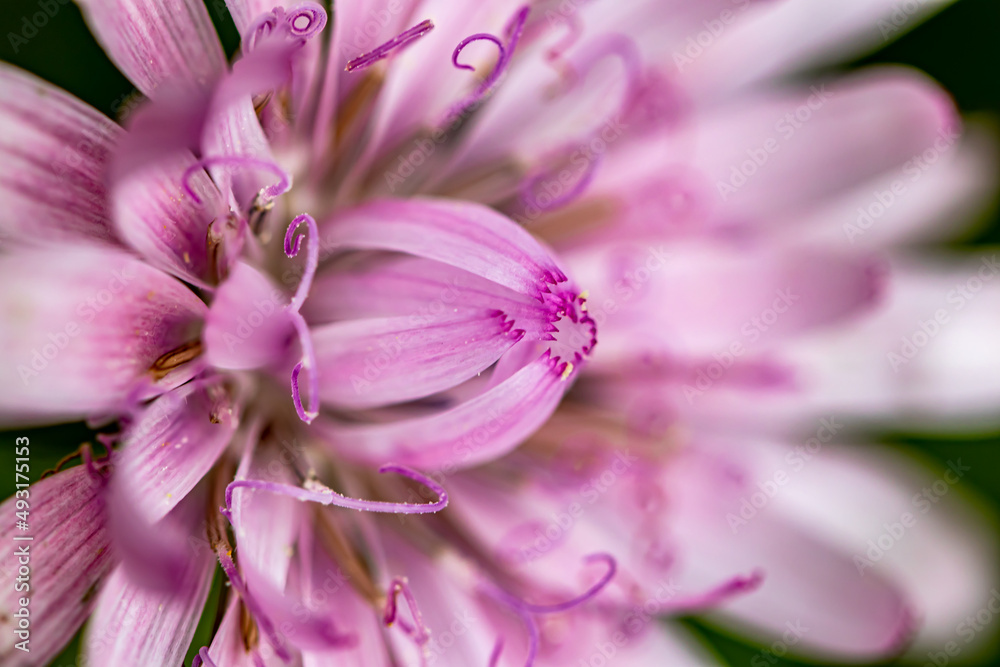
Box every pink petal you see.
[313,311,522,409]
[664,440,914,660]
[0,465,114,666]
[77,0,227,97]
[0,63,122,246]
[0,247,206,420]
[203,262,296,371]
[202,96,279,212]
[117,381,239,522]
[751,440,999,658]
[574,70,958,244]
[378,534,506,667]
[319,199,567,300]
[112,150,224,287]
[691,257,1000,432]
[793,133,999,250]
[229,434,300,595]
[106,480,206,592]
[691,70,958,231]
[303,255,546,326]
[685,0,955,97]
[565,239,883,364]
[318,352,571,470]
[203,596,292,666]
[84,532,215,665]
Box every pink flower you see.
[0,0,996,666]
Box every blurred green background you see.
[0,0,998,665]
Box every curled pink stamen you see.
[244,2,327,53]
[453,34,506,76]
[182,155,291,205]
[283,213,319,312]
[346,19,435,72]
[384,577,431,646]
[447,6,529,120]
[287,3,327,39]
[283,213,320,423]
[222,464,448,516]
[290,313,319,423]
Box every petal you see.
[297,533,391,664]
[225,0,279,35]
[664,440,914,660]
[0,465,114,666]
[202,96,279,211]
[229,436,301,593]
[204,597,287,666]
[0,63,123,246]
[118,380,239,523]
[378,536,505,667]
[693,255,1000,432]
[565,239,883,364]
[757,441,999,657]
[444,445,758,616]
[203,262,296,371]
[84,531,215,665]
[106,480,204,592]
[0,246,206,420]
[794,129,999,250]
[313,311,521,409]
[303,255,545,326]
[77,0,227,96]
[686,0,954,97]
[112,150,224,287]
[318,352,571,470]
[691,70,958,232]
[319,199,567,300]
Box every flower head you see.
[0,1,998,666]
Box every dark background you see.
[1,0,998,665]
